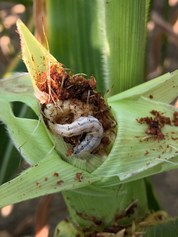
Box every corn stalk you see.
[44,0,150,231]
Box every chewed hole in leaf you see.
[11,102,38,119]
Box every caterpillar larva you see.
[53,115,103,157]
[38,63,116,159]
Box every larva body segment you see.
[44,100,94,123]
[53,116,103,157]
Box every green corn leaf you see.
[63,178,148,227]
[0,73,38,184]
[16,19,58,92]
[0,94,100,207]
[0,149,100,208]
[93,97,178,183]
[0,73,38,115]
[144,177,162,212]
[96,0,149,95]
[0,100,53,165]
[108,70,178,104]
[46,0,105,94]
[46,0,150,95]
[93,70,178,184]
[139,214,178,237]
[143,220,178,237]
[54,220,82,237]
[54,212,178,236]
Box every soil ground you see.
[1,1,178,236]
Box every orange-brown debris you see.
[57,180,64,185]
[36,182,41,188]
[173,111,178,126]
[66,148,74,157]
[75,173,83,182]
[137,110,172,141]
[37,64,97,102]
[52,172,59,177]
[40,64,116,153]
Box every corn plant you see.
[1,1,178,236]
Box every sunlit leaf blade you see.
[141,217,178,237]
[96,0,149,94]
[0,150,100,208]
[93,97,178,182]
[108,70,178,105]
[16,19,58,91]
[54,212,178,236]
[54,220,81,237]
[0,73,38,115]
[46,1,149,95]
[111,151,178,186]
[0,101,53,164]
[46,0,104,95]
[93,70,178,185]
[63,178,148,227]
[0,73,38,184]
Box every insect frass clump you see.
[35,63,116,159]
